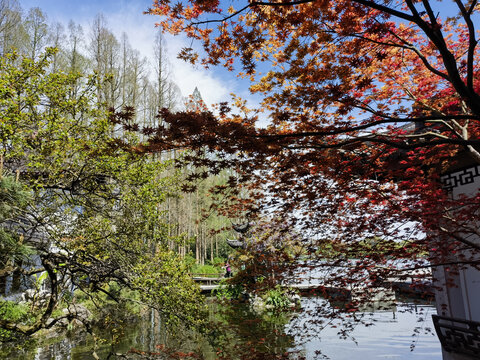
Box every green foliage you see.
[0,176,30,218]
[0,301,30,322]
[0,175,33,267]
[191,263,222,276]
[183,254,196,270]
[263,286,293,309]
[185,256,224,277]
[213,280,244,301]
[0,301,32,342]
[0,49,205,338]
[131,249,207,328]
[212,257,226,267]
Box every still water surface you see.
[5,297,442,360]
[294,298,441,359]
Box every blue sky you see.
[18,0,250,108]
[19,0,469,119]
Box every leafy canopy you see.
[143,0,480,315]
[0,49,205,339]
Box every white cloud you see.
[94,4,233,105]
[170,59,231,106]
[21,0,233,106]
[20,0,268,120]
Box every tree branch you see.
[439,227,480,251]
[453,0,478,92]
[284,136,480,151]
[255,114,480,140]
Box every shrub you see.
[213,281,244,301]
[191,264,222,277]
[0,300,32,341]
[263,286,293,309]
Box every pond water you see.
[291,298,441,359]
[2,295,442,360]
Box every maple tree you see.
[142,0,480,322]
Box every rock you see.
[63,304,91,321]
[21,289,50,307]
[250,295,266,311]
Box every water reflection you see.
[208,300,297,359]
[290,298,441,359]
[1,296,441,359]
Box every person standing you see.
[225,263,232,278]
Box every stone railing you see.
[433,314,480,358]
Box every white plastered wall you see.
[436,165,480,360]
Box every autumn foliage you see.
[140,0,480,310]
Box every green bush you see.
[191,264,222,277]
[263,286,292,309]
[0,300,32,341]
[0,300,30,322]
[183,255,196,271]
[213,281,244,300]
[212,257,226,267]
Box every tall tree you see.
[23,7,48,60]
[153,29,168,111]
[119,33,149,111]
[0,0,22,56]
[89,14,121,107]
[47,21,65,71]
[66,20,88,74]
[151,29,181,121]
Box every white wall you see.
[436,165,480,360]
